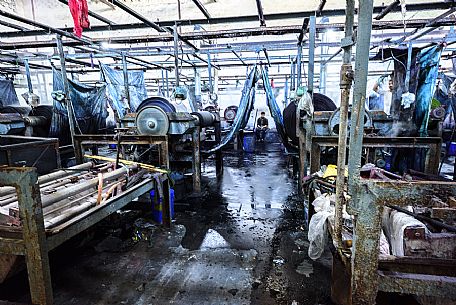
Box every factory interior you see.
[1,0,456,304]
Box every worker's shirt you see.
[257,117,269,128]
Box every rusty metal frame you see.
[309,136,441,175]
[349,179,456,304]
[0,135,61,174]
[73,134,169,170]
[0,166,170,304]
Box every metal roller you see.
[136,96,176,113]
[136,106,170,136]
[191,111,217,128]
[136,97,176,136]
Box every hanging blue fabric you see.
[206,66,259,153]
[50,68,108,145]
[100,63,148,119]
[261,66,287,144]
[0,78,19,107]
[414,45,443,136]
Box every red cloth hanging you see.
[68,0,90,37]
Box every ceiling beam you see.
[191,0,211,19]
[0,19,30,31]
[374,0,400,20]
[0,9,94,46]
[255,0,266,27]
[57,0,116,25]
[2,1,452,38]
[108,0,165,32]
[316,0,327,16]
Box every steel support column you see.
[347,0,377,304]
[56,35,77,149]
[297,43,303,87]
[173,23,180,87]
[348,0,375,194]
[307,16,316,93]
[334,0,355,250]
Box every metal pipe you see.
[191,0,211,19]
[255,0,266,27]
[173,23,180,87]
[374,0,400,20]
[40,165,134,208]
[307,16,316,93]
[108,0,164,32]
[207,53,213,93]
[348,0,375,195]
[297,43,303,87]
[334,0,355,250]
[316,0,327,15]
[0,19,29,31]
[121,52,131,108]
[56,34,77,149]
[290,58,296,91]
[165,69,170,97]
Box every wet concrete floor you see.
[0,142,334,305]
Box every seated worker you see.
[256,111,269,142]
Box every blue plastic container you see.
[243,133,255,153]
[448,142,456,157]
[150,189,175,223]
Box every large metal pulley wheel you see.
[328,107,373,136]
[136,106,169,136]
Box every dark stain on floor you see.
[0,143,334,305]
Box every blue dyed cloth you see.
[207,66,259,153]
[100,63,148,118]
[367,90,384,111]
[261,66,287,143]
[0,78,19,106]
[414,45,443,136]
[50,68,108,145]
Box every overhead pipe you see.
[0,19,29,31]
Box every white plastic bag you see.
[308,194,334,260]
